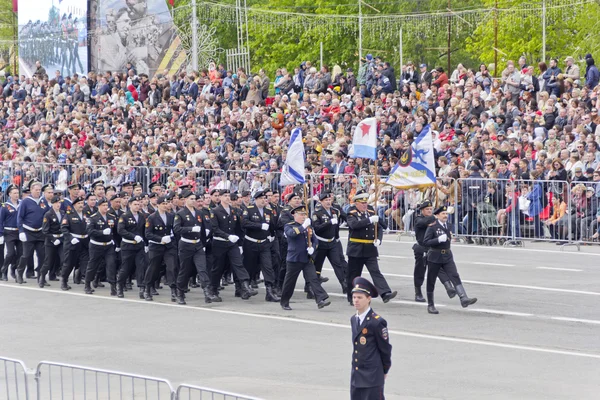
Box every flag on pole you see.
[386,125,437,189]
[280,127,306,186]
[352,117,378,160]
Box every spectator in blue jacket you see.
[585,56,599,90]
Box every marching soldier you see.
[277,191,303,290]
[266,189,282,293]
[198,191,214,290]
[61,196,89,290]
[39,192,64,288]
[280,206,331,310]
[413,200,456,302]
[61,183,81,214]
[16,181,47,284]
[144,196,177,302]
[116,195,147,299]
[173,190,213,305]
[350,277,392,400]
[312,191,347,293]
[423,206,478,314]
[85,198,117,295]
[83,193,97,217]
[241,190,281,302]
[0,185,21,281]
[346,190,397,304]
[210,189,256,300]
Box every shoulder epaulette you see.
[66,211,71,214]
[247,205,255,209]
[265,205,272,210]
[91,212,98,217]
[373,314,380,319]
[286,221,295,225]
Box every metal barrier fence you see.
[35,362,175,400]
[176,384,262,400]
[0,357,30,400]
[0,357,262,400]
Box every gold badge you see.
[362,328,368,335]
[360,337,366,345]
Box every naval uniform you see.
[0,200,21,280]
[350,308,392,400]
[39,208,64,284]
[413,214,451,288]
[16,196,48,281]
[276,204,293,284]
[144,211,177,290]
[199,207,214,284]
[210,205,250,289]
[60,209,89,284]
[116,211,147,288]
[312,205,347,290]
[241,205,277,288]
[346,205,393,302]
[85,212,117,287]
[422,220,462,295]
[268,201,283,288]
[280,221,329,305]
[173,207,209,292]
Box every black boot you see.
[170,287,177,302]
[190,276,199,288]
[38,277,49,288]
[265,285,281,302]
[116,283,124,298]
[381,291,398,303]
[110,283,117,296]
[73,269,82,284]
[226,274,234,285]
[150,285,159,296]
[84,282,94,294]
[155,280,163,290]
[427,292,439,314]
[203,287,213,303]
[455,284,477,308]
[443,281,457,298]
[306,285,315,300]
[414,287,426,302]
[211,286,223,302]
[10,267,16,280]
[144,285,153,301]
[221,277,229,287]
[0,270,7,281]
[281,302,292,311]
[176,288,186,305]
[125,279,132,290]
[61,279,71,291]
[240,281,253,300]
[234,281,242,298]
[318,274,329,283]
[317,297,332,309]
[250,279,258,289]
[139,286,145,299]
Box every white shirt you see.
[356,307,371,326]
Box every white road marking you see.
[550,317,600,325]
[471,262,515,267]
[1,283,600,360]
[467,308,534,317]
[537,267,583,272]
[324,267,600,296]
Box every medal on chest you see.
[359,337,366,345]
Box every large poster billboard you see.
[90,0,180,77]
[18,0,89,78]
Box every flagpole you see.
[374,160,379,239]
[304,180,312,248]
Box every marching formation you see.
[0,178,478,313]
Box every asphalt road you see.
[0,236,599,400]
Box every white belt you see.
[244,235,267,243]
[23,224,42,232]
[213,237,228,242]
[181,237,201,244]
[90,239,114,246]
[52,234,63,238]
[71,233,88,239]
[315,234,335,243]
[121,238,139,244]
[148,240,162,245]
[4,227,18,231]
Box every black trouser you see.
[426,259,462,294]
[413,245,450,288]
[177,242,209,290]
[277,237,288,284]
[211,242,249,288]
[347,256,392,302]
[117,246,146,287]
[17,233,45,276]
[2,232,22,275]
[145,244,177,287]
[62,241,89,282]
[39,242,62,281]
[243,240,275,285]
[281,261,328,305]
[350,385,385,400]
[270,237,282,286]
[313,240,347,287]
[86,244,116,284]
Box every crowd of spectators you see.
[3,51,600,243]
